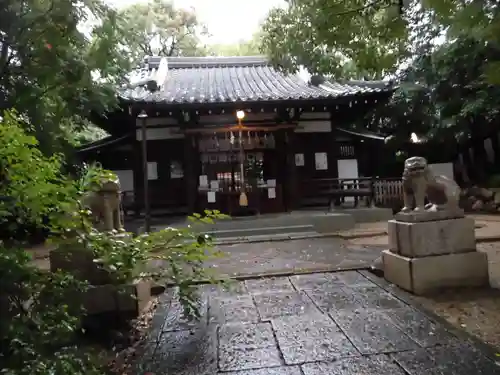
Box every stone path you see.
[207,238,381,278]
[133,271,500,375]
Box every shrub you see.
[0,245,100,375]
[0,111,79,244]
[0,111,104,374]
[69,162,226,318]
[0,111,226,374]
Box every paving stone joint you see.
[132,271,500,375]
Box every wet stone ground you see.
[133,271,500,375]
[206,238,380,277]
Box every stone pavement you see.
[132,271,500,375]
[207,238,381,278]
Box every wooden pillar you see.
[184,134,197,214]
[132,139,144,217]
[273,130,287,212]
[286,129,299,211]
[330,121,339,179]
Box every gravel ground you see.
[413,241,500,349]
[413,285,500,350]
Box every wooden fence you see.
[373,178,404,208]
[298,177,404,209]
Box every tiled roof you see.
[120,56,393,105]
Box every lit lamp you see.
[236,110,248,207]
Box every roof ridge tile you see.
[120,57,395,104]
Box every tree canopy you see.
[0,0,132,154]
[207,33,263,57]
[0,0,211,154]
[260,0,411,78]
[116,0,209,66]
[260,0,498,78]
[260,0,500,143]
[0,0,130,154]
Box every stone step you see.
[213,231,322,245]
[214,231,323,245]
[205,224,314,239]
[136,208,394,236]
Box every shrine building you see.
[79,56,395,216]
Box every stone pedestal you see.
[388,216,476,257]
[384,212,489,295]
[82,280,151,316]
[50,246,114,284]
[50,238,151,318]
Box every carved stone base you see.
[382,250,489,295]
[50,246,114,285]
[388,217,475,257]
[395,209,464,223]
[50,234,132,285]
[82,280,151,316]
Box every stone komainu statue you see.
[83,178,124,231]
[401,156,461,213]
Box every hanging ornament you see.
[220,131,229,151]
[209,134,214,150]
[269,133,275,148]
[215,132,220,149]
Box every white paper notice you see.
[314,152,328,170]
[268,187,276,199]
[210,180,219,190]
[267,179,276,187]
[207,191,216,203]
[295,153,305,166]
[199,175,208,187]
[147,162,158,180]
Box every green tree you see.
[260,0,497,79]
[67,120,109,146]
[260,0,411,78]
[116,0,209,65]
[208,34,263,57]
[260,0,500,143]
[0,0,130,155]
[365,36,500,143]
[421,0,500,82]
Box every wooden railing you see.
[299,177,375,208]
[299,177,404,209]
[373,178,404,208]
